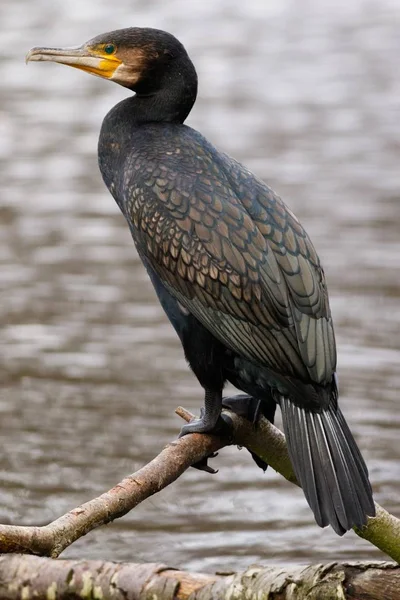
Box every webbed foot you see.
[185,413,232,474]
[179,389,232,474]
[179,389,224,437]
[222,394,262,425]
[192,452,219,474]
[179,406,232,438]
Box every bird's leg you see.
[179,389,230,474]
[179,388,223,437]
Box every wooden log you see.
[0,555,399,600]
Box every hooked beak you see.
[26,45,122,79]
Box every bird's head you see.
[26,27,195,95]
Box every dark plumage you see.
[27,27,375,534]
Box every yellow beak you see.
[26,45,122,79]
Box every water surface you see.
[0,0,399,572]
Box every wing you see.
[221,153,337,384]
[124,130,336,386]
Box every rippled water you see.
[0,0,399,572]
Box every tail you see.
[280,396,375,535]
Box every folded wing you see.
[126,134,336,389]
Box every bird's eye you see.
[104,44,116,55]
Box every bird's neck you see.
[129,56,198,125]
[98,55,197,207]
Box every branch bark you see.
[0,426,224,558]
[0,555,399,600]
[220,406,400,563]
[0,407,398,563]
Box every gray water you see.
[0,0,399,573]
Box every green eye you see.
[104,44,115,55]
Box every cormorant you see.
[26,28,375,535]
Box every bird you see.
[26,27,375,535]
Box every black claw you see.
[249,451,269,472]
[251,399,263,427]
[179,406,232,474]
[187,414,233,474]
[192,453,219,474]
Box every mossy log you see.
[0,555,399,600]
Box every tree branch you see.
[218,407,400,563]
[0,407,398,563]
[0,427,224,558]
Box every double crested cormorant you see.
[27,28,375,535]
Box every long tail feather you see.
[280,396,375,535]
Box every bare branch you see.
[221,408,400,563]
[0,428,225,558]
[0,407,398,563]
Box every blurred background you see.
[0,0,399,572]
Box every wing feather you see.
[127,131,336,386]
